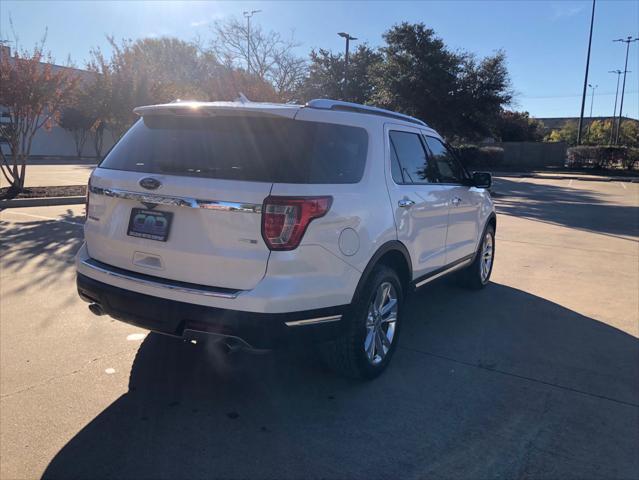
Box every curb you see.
[493,173,639,183]
[0,196,85,208]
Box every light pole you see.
[607,69,628,144]
[338,32,357,101]
[613,36,638,144]
[577,0,596,145]
[586,83,598,141]
[243,10,261,75]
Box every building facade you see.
[0,45,115,158]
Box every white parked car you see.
[76,99,495,379]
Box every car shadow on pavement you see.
[493,178,639,239]
[0,210,84,293]
[41,280,639,480]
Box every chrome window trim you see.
[89,185,262,213]
[81,258,241,299]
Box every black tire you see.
[459,224,495,290]
[319,265,404,380]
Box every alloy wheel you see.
[480,232,494,282]
[364,281,398,365]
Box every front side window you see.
[389,131,437,184]
[423,136,466,184]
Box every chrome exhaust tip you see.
[223,338,245,354]
[88,303,106,316]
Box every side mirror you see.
[472,171,492,189]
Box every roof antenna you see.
[235,92,250,104]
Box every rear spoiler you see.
[133,101,300,120]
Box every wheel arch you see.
[351,241,412,304]
[471,212,497,263]
[487,212,497,231]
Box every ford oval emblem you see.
[139,177,161,190]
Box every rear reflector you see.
[261,196,332,251]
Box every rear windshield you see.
[99,115,368,184]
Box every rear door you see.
[384,125,450,279]
[422,135,481,263]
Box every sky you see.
[1,0,638,119]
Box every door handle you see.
[398,199,416,208]
[451,197,462,207]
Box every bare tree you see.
[271,51,307,101]
[210,18,307,101]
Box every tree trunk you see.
[18,157,27,190]
[93,123,105,160]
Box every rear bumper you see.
[77,273,348,349]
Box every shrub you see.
[566,146,639,170]
[455,145,505,169]
[624,148,639,171]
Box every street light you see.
[607,69,629,144]
[243,10,261,74]
[338,32,357,100]
[577,0,596,145]
[612,35,638,144]
[586,83,598,140]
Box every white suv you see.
[76,99,495,379]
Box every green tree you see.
[371,23,512,140]
[548,119,637,147]
[371,23,460,134]
[585,119,612,145]
[452,51,513,140]
[58,106,93,157]
[496,110,544,141]
[546,121,578,145]
[88,37,215,140]
[300,44,382,103]
[619,120,639,147]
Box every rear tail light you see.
[261,196,332,251]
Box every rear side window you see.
[100,116,368,184]
[389,130,437,184]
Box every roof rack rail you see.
[305,99,428,127]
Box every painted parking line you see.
[568,179,574,187]
[0,210,84,226]
[619,182,627,190]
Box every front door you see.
[422,135,481,263]
[384,125,451,280]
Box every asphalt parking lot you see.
[1,177,638,479]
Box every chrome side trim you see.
[285,315,343,327]
[414,259,473,288]
[80,259,240,299]
[89,186,262,213]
